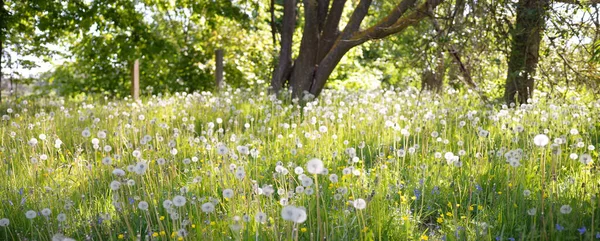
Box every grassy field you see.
[0,88,599,241]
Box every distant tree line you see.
[1,0,599,104]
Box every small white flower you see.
[580,154,593,165]
[319,126,328,133]
[281,206,296,220]
[177,228,188,237]
[102,157,112,165]
[280,206,307,223]
[57,213,67,222]
[25,210,37,219]
[30,157,39,164]
[305,188,314,195]
[255,212,267,223]
[112,169,125,176]
[527,208,536,216]
[28,138,38,146]
[353,198,367,210]
[329,174,338,183]
[110,181,121,191]
[306,158,324,174]
[54,139,63,149]
[201,202,215,213]
[223,189,234,199]
[163,200,173,209]
[0,218,9,227]
[301,176,314,187]
[41,208,51,217]
[217,145,229,155]
[533,134,549,147]
[135,161,148,175]
[237,145,250,155]
[132,150,142,158]
[138,201,149,211]
[173,196,186,207]
[560,205,572,214]
[52,233,73,241]
[570,128,579,135]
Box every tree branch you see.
[340,0,373,40]
[270,0,296,93]
[428,7,489,103]
[553,0,600,4]
[377,0,420,28]
[317,0,331,32]
[349,0,444,45]
[317,0,347,61]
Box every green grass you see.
[0,88,599,240]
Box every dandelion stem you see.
[315,174,323,241]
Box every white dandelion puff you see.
[255,212,267,223]
[533,134,549,147]
[353,198,367,210]
[223,189,234,199]
[173,196,186,207]
[580,154,593,165]
[41,208,51,217]
[25,210,37,219]
[201,202,215,213]
[306,158,324,174]
[138,201,149,211]
[57,213,67,222]
[110,181,121,191]
[560,205,572,214]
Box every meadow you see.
[0,88,599,241]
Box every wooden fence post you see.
[131,59,139,100]
[215,49,223,90]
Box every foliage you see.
[4,0,274,97]
[2,0,599,100]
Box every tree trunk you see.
[131,59,140,100]
[270,0,296,93]
[504,0,549,105]
[289,0,321,97]
[215,49,224,90]
[421,50,445,92]
[271,0,445,98]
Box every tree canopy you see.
[1,0,599,103]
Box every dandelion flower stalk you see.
[315,173,323,241]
